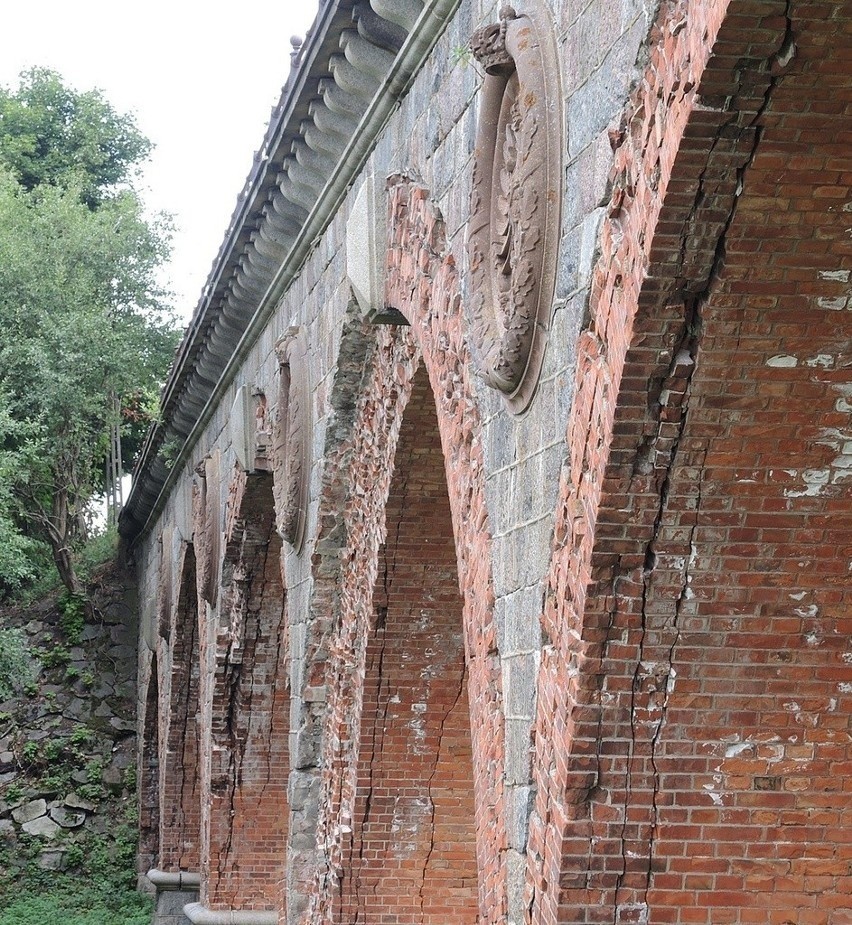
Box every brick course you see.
[527,1,852,923]
[199,471,290,912]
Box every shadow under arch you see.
[160,542,202,874]
[139,656,160,880]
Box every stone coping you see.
[121,0,460,544]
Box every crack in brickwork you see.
[158,543,202,874]
[281,308,379,923]
[306,181,506,925]
[310,328,418,924]
[335,368,477,925]
[197,470,289,913]
[140,662,161,873]
[416,662,468,924]
[348,470,404,925]
[139,1,852,920]
[526,2,800,922]
[617,12,793,907]
[614,299,704,918]
[383,180,507,925]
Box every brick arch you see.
[528,0,852,923]
[285,306,384,924]
[139,656,161,879]
[198,466,290,915]
[383,179,507,923]
[337,366,479,924]
[303,182,506,924]
[160,542,201,874]
[303,322,421,925]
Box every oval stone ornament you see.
[469,4,562,414]
[273,326,311,552]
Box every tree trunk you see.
[49,488,83,597]
[52,541,82,598]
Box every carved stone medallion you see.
[272,326,311,552]
[469,4,562,414]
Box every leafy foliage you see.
[0,888,151,925]
[0,824,152,925]
[0,627,38,700]
[0,70,179,597]
[0,399,48,594]
[0,68,152,209]
[58,590,86,645]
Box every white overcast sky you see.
[0,0,319,321]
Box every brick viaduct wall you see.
[132,1,852,924]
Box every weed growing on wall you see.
[0,566,146,925]
[0,627,38,700]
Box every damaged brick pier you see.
[121,1,852,923]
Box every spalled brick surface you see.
[528,1,852,923]
[199,470,290,913]
[307,326,422,925]
[384,181,508,923]
[337,369,478,924]
[641,3,852,920]
[307,182,506,924]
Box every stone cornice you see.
[121,0,460,543]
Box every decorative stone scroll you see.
[468,4,562,414]
[229,385,272,472]
[192,451,221,607]
[348,172,398,324]
[272,326,312,552]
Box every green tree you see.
[0,72,177,598]
[0,68,152,209]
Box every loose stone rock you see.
[64,792,96,812]
[50,805,86,828]
[11,798,46,824]
[38,848,66,870]
[22,815,61,838]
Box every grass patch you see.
[0,882,152,925]
[0,823,150,925]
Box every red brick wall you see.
[139,660,160,877]
[202,470,290,913]
[308,184,507,924]
[337,369,478,923]
[528,1,852,923]
[309,327,421,925]
[644,3,852,919]
[140,3,852,922]
[384,181,508,923]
